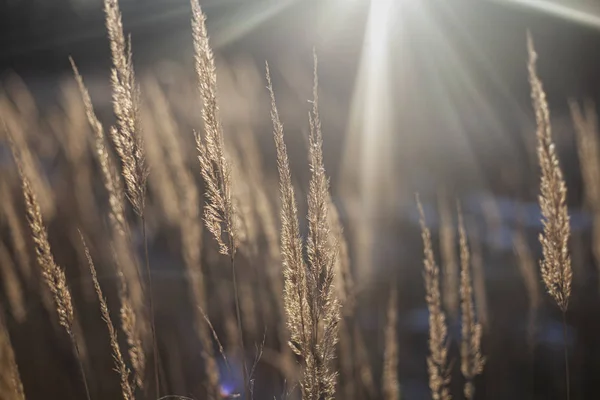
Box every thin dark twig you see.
[230,248,250,399]
[142,216,160,397]
[199,305,232,375]
[562,311,570,400]
[72,338,92,400]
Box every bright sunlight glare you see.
[340,0,394,282]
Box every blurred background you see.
[3,0,600,399]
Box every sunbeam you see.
[498,0,600,29]
[341,0,395,282]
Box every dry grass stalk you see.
[0,242,26,323]
[81,234,135,400]
[266,58,307,380]
[267,55,340,400]
[0,311,25,400]
[527,34,572,313]
[104,0,159,391]
[71,59,148,390]
[527,33,572,400]
[382,287,400,400]
[8,134,91,400]
[417,195,451,400]
[438,190,459,319]
[191,2,247,396]
[10,138,74,336]
[103,0,148,218]
[305,55,341,399]
[71,58,129,237]
[191,0,237,256]
[457,207,485,400]
[236,129,300,379]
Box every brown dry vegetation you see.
[0,1,593,400]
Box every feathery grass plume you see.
[457,206,485,400]
[103,0,148,217]
[0,310,25,400]
[235,129,299,378]
[0,242,26,323]
[191,2,247,396]
[569,99,600,287]
[80,233,134,400]
[71,59,147,390]
[7,132,92,400]
[527,33,572,313]
[417,195,451,400]
[527,35,572,400]
[438,190,458,319]
[383,286,400,400]
[9,136,73,335]
[103,0,159,391]
[267,54,340,400]
[191,0,237,256]
[267,60,310,389]
[70,64,142,302]
[143,77,221,398]
[305,54,341,399]
[0,180,32,281]
[71,58,129,238]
